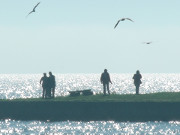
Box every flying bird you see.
[114,18,134,29]
[26,2,41,17]
[143,42,152,44]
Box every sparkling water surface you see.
[0,73,180,134]
[1,119,180,134]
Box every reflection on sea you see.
[0,119,180,134]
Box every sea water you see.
[0,73,180,134]
[1,120,180,134]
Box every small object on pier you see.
[69,91,81,97]
[69,89,93,97]
[82,89,93,96]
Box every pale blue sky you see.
[0,0,180,73]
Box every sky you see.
[0,0,180,73]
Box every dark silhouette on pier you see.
[114,18,134,29]
[48,72,56,98]
[40,73,48,98]
[133,70,142,95]
[26,2,41,17]
[100,69,112,95]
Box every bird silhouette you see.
[114,18,134,29]
[26,2,41,17]
[143,42,152,44]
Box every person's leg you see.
[107,83,110,95]
[137,85,139,94]
[103,83,106,95]
[136,86,138,94]
[136,84,139,95]
[52,87,55,98]
[48,87,51,98]
[42,87,45,98]
[48,88,52,98]
[45,88,48,98]
[46,86,51,98]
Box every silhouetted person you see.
[48,72,56,98]
[100,69,112,95]
[133,70,142,95]
[46,78,52,98]
[40,73,48,98]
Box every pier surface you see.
[0,92,180,121]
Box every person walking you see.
[133,70,142,95]
[40,73,48,98]
[48,72,56,98]
[100,69,112,95]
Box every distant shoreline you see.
[0,92,180,121]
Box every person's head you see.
[104,69,108,73]
[136,70,140,74]
[49,72,52,76]
[43,73,47,76]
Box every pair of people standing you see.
[100,69,142,95]
[40,72,56,98]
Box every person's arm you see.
[140,74,142,79]
[110,80,112,84]
[40,78,42,84]
[54,76,56,86]
[100,74,103,84]
[108,74,112,84]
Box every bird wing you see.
[114,20,120,29]
[126,18,134,22]
[26,11,33,18]
[33,2,40,11]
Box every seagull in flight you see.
[26,2,41,17]
[143,42,152,44]
[114,18,134,29]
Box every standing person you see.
[133,70,142,95]
[48,72,56,98]
[100,69,112,95]
[40,73,48,98]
